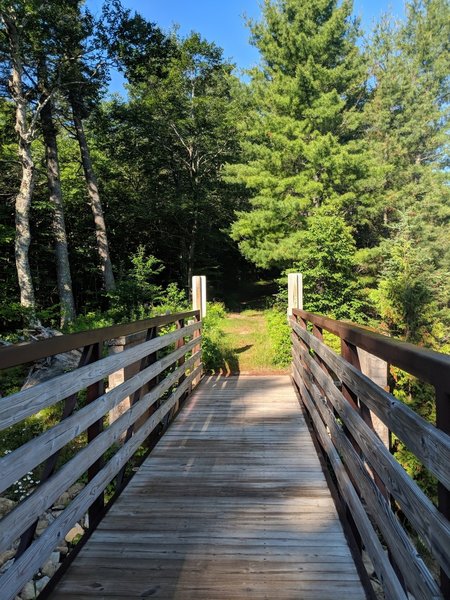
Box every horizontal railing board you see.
[292,363,408,600]
[0,337,200,495]
[0,321,200,430]
[293,354,441,600]
[293,336,450,576]
[0,311,199,370]
[292,309,450,385]
[291,319,450,489]
[0,351,201,555]
[0,365,201,600]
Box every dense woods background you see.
[0,0,448,348]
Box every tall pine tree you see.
[227,0,368,317]
[363,0,450,343]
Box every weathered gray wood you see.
[192,275,207,320]
[292,364,407,600]
[0,337,200,495]
[288,273,303,317]
[0,310,198,370]
[0,366,201,600]
[294,355,441,600]
[50,376,365,600]
[291,308,450,386]
[0,353,201,556]
[0,321,200,429]
[292,334,450,576]
[291,319,450,489]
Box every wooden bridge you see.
[0,295,449,599]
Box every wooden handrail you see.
[0,310,199,370]
[292,308,450,385]
[290,311,450,600]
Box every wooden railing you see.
[290,308,450,600]
[0,310,202,600]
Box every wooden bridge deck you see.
[50,375,366,599]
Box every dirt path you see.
[220,310,289,375]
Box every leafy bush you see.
[265,309,291,367]
[201,302,228,373]
[107,247,165,320]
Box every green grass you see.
[203,308,290,374]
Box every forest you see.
[0,0,448,349]
[0,1,449,590]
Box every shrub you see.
[265,309,291,367]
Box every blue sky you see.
[86,0,406,93]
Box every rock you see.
[56,542,68,555]
[0,558,14,574]
[21,326,81,390]
[41,552,60,578]
[35,576,50,593]
[41,560,58,578]
[54,491,70,508]
[0,497,15,518]
[20,582,36,600]
[65,523,84,543]
[35,517,49,537]
[67,482,85,499]
[0,548,16,568]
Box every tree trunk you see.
[187,215,198,300]
[40,93,76,326]
[15,132,35,313]
[71,102,116,292]
[3,12,36,319]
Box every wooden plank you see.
[0,367,202,600]
[0,354,201,555]
[291,309,450,386]
[292,320,450,488]
[0,321,200,430]
[0,337,200,495]
[294,356,441,600]
[292,364,407,600]
[49,375,365,600]
[293,336,450,576]
[0,310,199,370]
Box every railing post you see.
[192,276,205,386]
[192,275,207,320]
[86,342,105,528]
[288,273,303,318]
[436,385,450,598]
[107,330,148,429]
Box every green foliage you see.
[390,368,437,502]
[64,311,114,334]
[227,0,369,317]
[265,309,291,367]
[200,302,230,373]
[107,247,164,320]
[370,217,436,343]
[290,214,366,320]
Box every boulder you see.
[65,523,84,543]
[0,548,16,568]
[0,497,15,518]
[35,576,50,593]
[20,582,36,600]
[35,516,49,537]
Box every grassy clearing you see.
[203,307,290,375]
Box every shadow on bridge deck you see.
[50,375,366,600]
